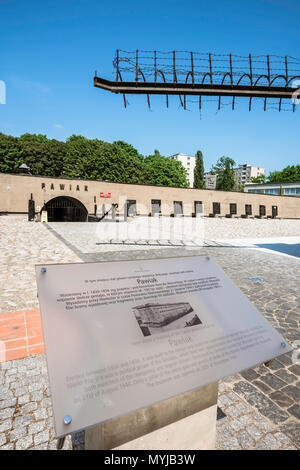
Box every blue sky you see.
[1,0,299,174]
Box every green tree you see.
[144,152,189,187]
[251,174,265,184]
[193,150,205,189]
[212,156,236,191]
[268,165,300,183]
[0,133,21,173]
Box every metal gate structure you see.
[94,50,300,112]
[44,196,88,222]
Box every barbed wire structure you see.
[94,50,300,111]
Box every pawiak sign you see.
[35,256,291,437]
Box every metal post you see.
[191,51,194,84]
[209,53,213,84]
[154,50,157,83]
[116,49,119,82]
[135,49,138,83]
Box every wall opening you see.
[44,196,88,222]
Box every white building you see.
[169,153,196,188]
[244,181,300,196]
[234,164,265,188]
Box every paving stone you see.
[28,420,46,434]
[288,364,300,375]
[0,419,12,432]
[273,432,292,446]
[10,426,27,441]
[15,435,33,450]
[281,385,300,402]
[265,360,284,371]
[240,369,259,381]
[255,434,280,450]
[13,415,33,427]
[34,429,49,445]
[220,437,241,450]
[0,407,14,419]
[274,369,297,384]
[252,380,272,394]
[280,421,300,448]
[18,394,30,405]
[260,373,286,390]
[247,424,262,440]
[0,443,14,450]
[236,430,255,449]
[229,419,244,432]
[287,403,300,420]
[224,405,240,418]
[0,433,7,446]
[233,381,289,424]
[269,390,294,408]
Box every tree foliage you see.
[0,133,188,188]
[211,156,236,191]
[268,165,300,183]
[193,150,205,189]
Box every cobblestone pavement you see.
[0,216,299,450]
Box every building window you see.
[265,188,279,195]
[60,184,65,190]
[94,196,96,203]
[41,183,45,189]
[84,185,88,191]
[173,201,183,216]
[51,184,54,190]
[213,202,220,215]
[230,203,237,215]
[76,185,80,191]
[70,185,72,190]
[245,204,252,215]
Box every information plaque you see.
[35,256,292,437]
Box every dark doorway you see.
[44,197,88,222]
[272,206,278,218]
[127,200,137,217]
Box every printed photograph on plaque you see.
[132,302,202,337]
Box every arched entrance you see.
[44,196,88,222]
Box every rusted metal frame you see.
[116,70,127,108]
[173,50,184,107]
[209,53,213,84]
[233,73,251,110]
[135,49,139,83]
[219,72,232,110]
[157,69,169,107]
[249,53,253,111]
[184,72,193,109]
[116,49,119,82]
[94,76,298,99]
[285,56,289,86]
[137,68,151,109]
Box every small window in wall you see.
[94,196,96,203]
[70,185,72,190]
[41,183,45,189]
[230,203,237,215]
[245,204,252,215]
[51,184,54,190]
[272,206,278,217]
[76,185,80,191]
[174,201,183,216]
[259,205,266,216]
[194,201,203,215]
[151,199,161,216]
[60,184,65,190]
[84,186,88,191]
[213,202,220,215]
